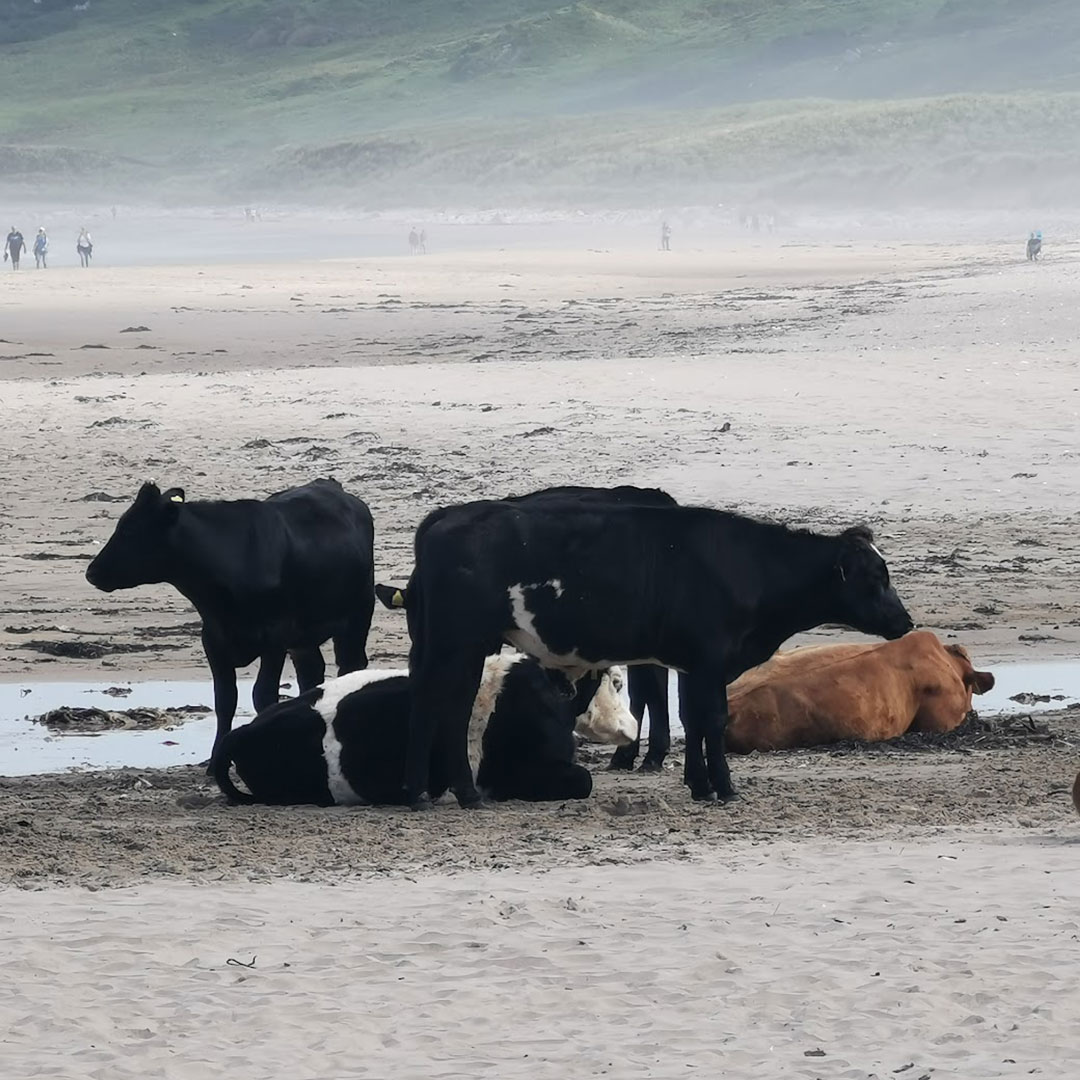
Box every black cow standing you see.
[377,483,678,772]
[85,479,375,764]
[403,500,914,808]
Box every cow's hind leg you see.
[290,647,326,694]
[333,594,373,676]
[407,652,486,809]
[252,650,286,713]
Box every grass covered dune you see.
[2,0,1078,205]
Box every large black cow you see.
[213,656,634,806]
[85,479,375,763]
[403,501,914,808]
[376,484,678,773]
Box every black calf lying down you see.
[214,654,633,806]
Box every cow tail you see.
[212,737,255,805]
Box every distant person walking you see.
[4,226,26,269]
[76,227,93,267]
[408,227,420,254]
[1026,229,1042,261]
[660,221,671,252]
[33,227,48,269]
[419,228,427,254]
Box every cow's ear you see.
[162,487,185,505]
[375,583,407,610]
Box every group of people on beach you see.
[4,226,94,269]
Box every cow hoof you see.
[460,798,493,811]
[409,793,434,812]
[607,752,637,772]
[638,757,664,774]
[691,789,719,803]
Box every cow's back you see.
[250,479,374,639]
[411,502,725,669]
[267,478,373,556]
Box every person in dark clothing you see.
[4,227,26,269]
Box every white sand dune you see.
[2,833,1077,1078]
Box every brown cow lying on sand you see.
[725,630,995,752]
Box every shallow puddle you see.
[0,661,1077,776]
[0,680,252,777]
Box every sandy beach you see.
[2,213,1079,1076]
[3,834,1078,1079]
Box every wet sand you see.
[2,218,1080,1077]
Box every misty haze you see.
[2,2,1079,1078]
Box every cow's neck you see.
[161,512,246,616]
[728,533,842,678]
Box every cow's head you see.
[944,644,995,695]
[85,482,185,592]
[833,526,915,640]
[573,667,637,746]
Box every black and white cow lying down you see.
[85,478,375,765]
[402,498,915,808]
[214,654,634,806]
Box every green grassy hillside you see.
[2,0,1079,205]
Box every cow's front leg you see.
[253,650,286,712]
[203,633,238,773]
[690,674,735,802]
[607,673,642,770]
[639,667,671,772]
[406,652,485,809]
[680,672,731,801]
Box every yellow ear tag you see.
[392,590,405,608]
[170,494,184,503]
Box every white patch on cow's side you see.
[575,666,637,746]
[313,668,408,806]
[507,581,588,670]
[316,668,408,719]
[468,653,526,775]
